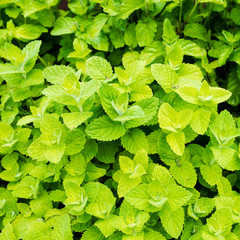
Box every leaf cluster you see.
[0,0,240,240]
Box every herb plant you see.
[0,0,240,239]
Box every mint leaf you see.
[167,132,185,156]
[86,116,127,141]
[84,182,116,219]
[86,56,113,81]
[136,19,157,47]
[184,23,208,42]
[159,206,184,239]
[121,128,149,154]
[151,64,178,93]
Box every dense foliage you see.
[0,0,240,239]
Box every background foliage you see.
[0,0,240,239]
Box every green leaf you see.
[5,7,21,19]
[159,206,184,239]
[217,177,232,196]
[49,190,66,202]
[95,215,116,238]
[91,32,109,51]
[118,0,145,19]
[62,112,92,129]
[112,200,150,234]
[162,18,178,44]
[205,208,232,237]
[166,43,183,69]
[30,191,52,217]
[147,180,168,210]
[177,80,232,106]
[51,214,73,240]
[27,139,46,162]
[177,63,203,82]
[209,110,240,147]
[211,146,236,169]
[68,0,88,15]
[200,163,222,186]
[184,23,208,42]
[68,38,91,59]
[230,8,240,25]
[22,40,42,72]
[85,162,106,181]
[87,14,108,40]
[114,106,145,122]
[0,122,15,154]
[134,149,149,170]
[81,226,105,240]
[178,39,205,58]
[43,65,76,85]
[170,160,197,188]
[42,85,77,106]
[86,56,113,81]
[130,84,153,102]
[119,156,135,173]
[125,184,151,211]
[43,143,65,164]
[199,0,226,6]
[176,86,200,105]
[51,17,75,36]
[158,103,192,133]
[121,128,149,154]
[147,130,162,154]
[124,23,138,49]
[110,28,125,49]
[124,97,159,129]
[166,184,192,210]
[222,30,240,43]
[22,221,52,240]
[227,66,240,106]
[208,41,233,67]
[151,64,178,93]
[136,19,157,47]
[213,41,233,62]
[96,142,118,164]
[65,129,86,154]
[99,84,120,119]
[192,197,214,218]
[21,69,44,87]
[81,139,98,162]
[13,24,47,41]
[0,223,17,240]
[144,230,166,240]
[190,108,211,135]
[84,182,116,219]
[63,181,87,214]
[86,115,126,141]
[12,176,39,199]
[65,153,86,177]
[117,174,142,198]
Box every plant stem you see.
[178,0,183,33]
[79,0,84,8]
[145,3,148,18]
[49,8,55,26]
[38,55,48,67]
[181,0,199,32]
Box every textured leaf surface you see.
[86,56,113,81]
[121,128,149,154]
[136,19,157,47]
[86,116,127,141]
[159,206,185,239]
[151,64,178,93]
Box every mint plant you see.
[0,0,240,239]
